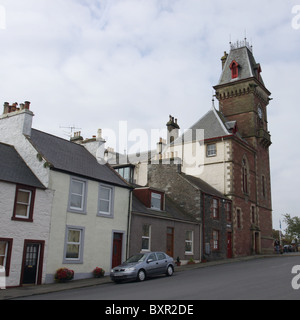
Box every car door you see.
[156,252,168,274]
[145,253,159,275]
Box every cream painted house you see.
[0,102,132,285]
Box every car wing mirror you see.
[147,259,154,263]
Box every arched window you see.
[230,60,239,79]
[242,158,249,194]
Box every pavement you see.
[1,253,299,300]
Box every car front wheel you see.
[137,269,146,282]
[166,265,174,277]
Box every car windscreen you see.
[126,254,147,263]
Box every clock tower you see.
[213,40,273,255]
[214,41,272,149]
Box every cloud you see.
[0,0,299,230]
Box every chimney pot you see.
[11,103,18,112]
[3,102,9,114]
[24,101,31,109]
[97,129,102,139]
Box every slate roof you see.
[132,194,199,223]
[217,45,265,87]
[173,107,231,145]
[29,129,131,188]
[181,173,229,200]
[0,142,45,188]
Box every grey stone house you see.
[130,186,201,264]
[147,162,233,261]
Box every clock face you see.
[258,107,263,119]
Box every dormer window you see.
[151,192,162,210]
[229,60,239,79]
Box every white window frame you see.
[15,189,32,219]
[98,184,114,218]
[213,230,219,250]
[141,225,151,251]
[63,226,85,264]
[185,231,194,254]
[151,192,161,210]
[212,198,219,219]
[68,177,87,214]
[207,143,217,157]
[0,241,8,268]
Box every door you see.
[255,232,260,254]
[166,228,174,257]
[112,233,123,268]
[227,232,232,259]
[145,252,159,275]
[156,252,168,274]
[22,243,40,284]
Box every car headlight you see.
[124,267,136,272]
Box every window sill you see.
[97,212,114,218]
[11,216,33,222]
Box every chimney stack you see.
[3,101,31,115]
[166,114,180,144]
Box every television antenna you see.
[59,125,82,138]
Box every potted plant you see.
[93,267,105,278]
[54,268,74,282]
[201,254,208,263]
[187,258,195,265]
[175,257,181,266]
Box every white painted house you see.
[0,102,132,285]
[0,142,53,287]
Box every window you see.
[242,158,249,194]
[157,252,167,260]
[12,185,35,221]
[230,60,239,79]
[68,178,87,213]
[151,192,161,210]
[262,175,266,198]
[0,239,12,276]
[115,166,134,183]
[142,225,151,251]
[225,202,232,221]
[251,206,256,224]
[213,230,219,250]
[98,184,114,217]
[185,231,193,254]
[212,198,219,219]
[64,226,85,263]
[236,209,242,229]
[148,253,157,261]
[207,144,216,157]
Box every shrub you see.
[93,267,105,278]
[54,268,74,282]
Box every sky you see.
[0,0,299,231]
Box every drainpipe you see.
[126,189,133,259]
[202,192,205,261]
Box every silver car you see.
[110,252,175,283]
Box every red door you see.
[112,233,123,268]
[227,232,232,258]
[166,228,174,258]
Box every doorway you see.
[166,227,174,257]
[112,233,123,268]
[227,232,232,258]
[21,240,44,285]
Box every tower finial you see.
[212,91,216,110]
